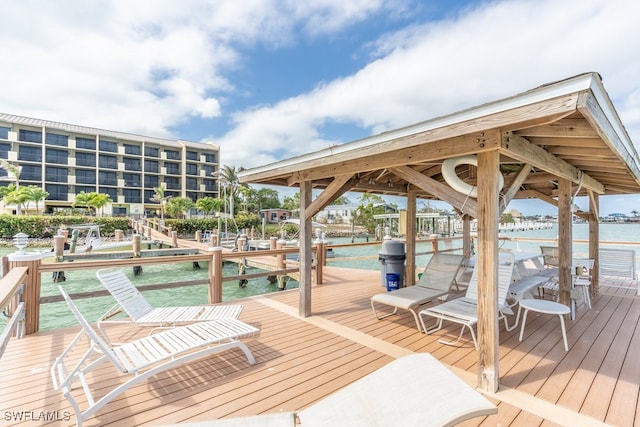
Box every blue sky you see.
[2,0,640,217]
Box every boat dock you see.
[1,263,639,426]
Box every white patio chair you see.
[418,253,516,349]
[161,353,496,427]
[51,286,258,427]
[97,268,243,340]
[370,253,465,331]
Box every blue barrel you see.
[386,273,400,291]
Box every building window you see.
[46,133,68,147]
[18,146,42,162]
[186,151,198,161]
[165,162,180,175]
[19,129,42,143]
[203,179,216,191]
[123,157,141,171]
[123,188,141,203]
[45,166,68,182]
[0,126,10,139]
[99,186,117,200]
[144,189,155,203]
[144,159,159,173]
[186,192,198,201]
[75,185,96,194]
[144,175,159,188]
[124,144,141,155]
[99,171,118,186]
[204,153,216,163]
[123,173,141,187]
[0,142,10,158]
[113,206,127,216]
[202,165,214,176]
[99,154,117,169]
[45,148,68,164]
[144,146,159,157]
[165,176,180,190]
[76,169,96,184]
[46,184,68,201]
[186,177,198,190]
[165,149,180,160]
[20,164,41,181]
[186,163,198,175]
[76,137,96,150]
[99,140,118,152]
[76,152,96,167]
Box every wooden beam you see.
[514,118,600,138]
[500,163,532,213]
[299,181,312,317]
[406,190,417,287]
[390,165,479,218]
[589,193,600,293]
[304,174,356,219]
[476,151,500,393]
[501,133,605,194]
[518,189,558,207]
[288,131,501,184]
[557,178,573,310]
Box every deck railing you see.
[0,266,28,358]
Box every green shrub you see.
[0,215,132,238]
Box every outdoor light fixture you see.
[13,232,28,254]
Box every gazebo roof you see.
[239,72,640,214]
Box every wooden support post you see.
[132,234,142,276]
[406,189,417,286]
[146,226,152,240]
[315,241,325,285]
[267,237,278,284]
[276,239,287,290]
[430,234,439,253]
[195,230,202,243]
[589,193,600,295]
[299,181,313,316]
[237,236,248,287]
[462,215,473,259]
[210,230,218,247]
[558,178,573,313]
[208,247,223,304]
[114,229,123,241]
[7,252,43,335]
[52,235,66,283]
[171,231,178,247]
[476,150,500,393]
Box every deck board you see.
[1,265,637,426]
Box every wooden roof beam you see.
[501,133,605,194]
[304,174,357,219]
[500,163,532,213]
[390,165,478,218]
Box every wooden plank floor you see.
[1,266,638,426]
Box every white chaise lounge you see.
[97,268,243,340]
[162,353,497,427]
[371,253,465,331]
[419,253,516,349]
[51,286,258,427]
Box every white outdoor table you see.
[518,299,570,351]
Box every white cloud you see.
[217,0,640,170]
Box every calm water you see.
[3,222,640,330]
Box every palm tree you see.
[22,186,49,215]
[0,159,23,214]
[216,165,243,216]
[165,197,194,219]
[151,184,171,220]
[195,196,222,218]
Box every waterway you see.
[2,222,640,331]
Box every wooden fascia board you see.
[500,163,532,213]
[288,131,499,184]
[577,91,640,188]
[501,133,605,194]
[304,174,356,219]
[390,165,478,218]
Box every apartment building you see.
[0,113,220,216]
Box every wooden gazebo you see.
[238,72,640,392]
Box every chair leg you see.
[558,314,569,351]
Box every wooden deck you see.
[2,266,639,426]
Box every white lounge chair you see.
[162,353,497,427]
[51,286,258,427]
[371,253,465,331]
[419,253,516,349]
[97,268,243,340]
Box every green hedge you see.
[0,215,131,238]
